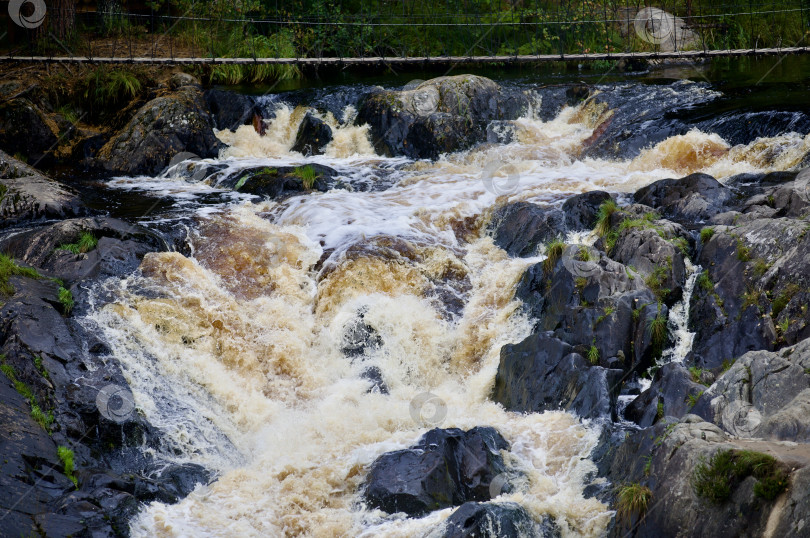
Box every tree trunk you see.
[47,0,77,41]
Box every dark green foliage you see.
[693,449,789,504]
[57,232,98,255]
[700,227,715,243]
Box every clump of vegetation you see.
[57,232,98,255]
[648,307,668,356]
[752,258,771,278]
[697,270,714,293]
[736,238,751,262]
[700,227,715,243]
[293,165,318,190]
[588,343,599,365]
[575,245,594,262]
[721,358,736,373]
[595,305,615,326]
[688,366,710,386]
[616,483,652,521]
[543,239,565,274]
[595,199,618,237]
[656,400,664,420]
[645,265,670,302]
[693,449,789,503]
[773,283,800,318]
[0,253,41,295]
[77,66,146,118]
[0,358,53,431]
[57,446,78,488]
[206,29,301,85]
[686,391,704,408]
[58,287,74,316]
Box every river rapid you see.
[77,65,810,537]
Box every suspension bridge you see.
[2,1,809,66]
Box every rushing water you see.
[78,65,810,537]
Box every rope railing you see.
[1,1,808,65]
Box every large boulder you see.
[96,85,222,176]
[218,163,344,199]
[291,112,333,156]
[492,331,623,419]
[633,173,733,225]
[0,216,167,283]
[356,75,529,159]
[608,414,810,537]
[0,151,85,227]
[441,502,559,538]
[489,192,613,258]
[624,362,707,427]
[691,339,810,441]
[689,217,810,368]
[0,98,59,164]
[204,89,257,131]
[363,427,510,517]
[516,245,665,372]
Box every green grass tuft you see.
[293,165,318,190]
[616,483,652,521]
[587,344,599,365]
[57,446,78,488]
[58,287,74,316]
[697,270,714,293]
[57,232,98,255]
[700,227,715,243]
[693,449,789,504]
[736,238,751,262]
[595,199,617,237]
[543,239,565,274]
[0,254,41,295]
[649,310,668,354]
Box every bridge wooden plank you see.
[1,47,808,65]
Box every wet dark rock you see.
[291,112,333,156]
[356,75,529,159]
[490,192,614,258]
[363,427,510,517]
[634,173,733,224]
[489,202,565,257]
[341,313,383,358]
[566,84,591,106]
[516,245,666,372]
[492,331,623,419]
[96,85,222,176]
[689,217,810,369]
[561,190,612,231]
[360,366,389,395]
[0,150,86,226]
[0,216,167,283]
[204,89,257,131]
[223,163,342,199]
[625,362,706,427]
[609,222,688,306]
[0,98,59,164]
[442,502,559,538]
